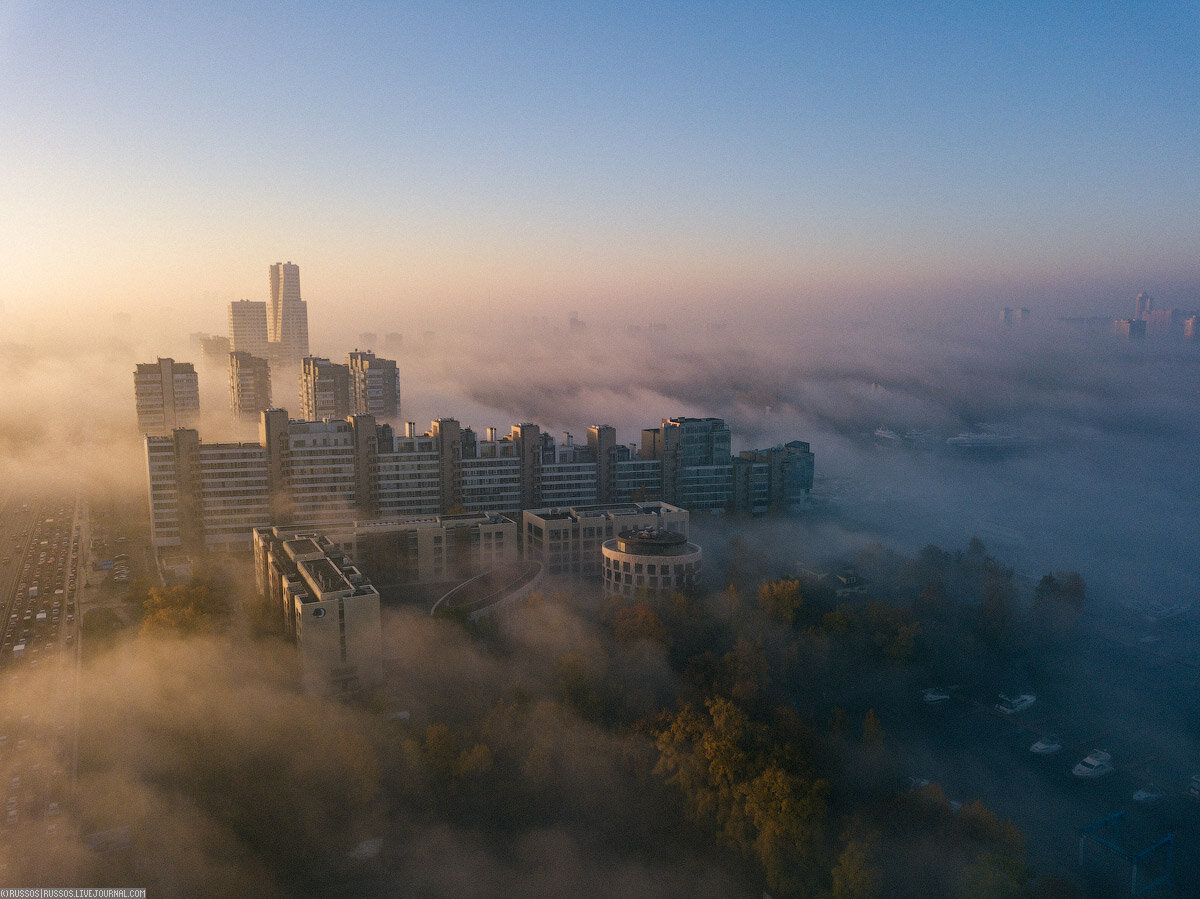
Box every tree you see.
[757,578,804,627]
[140,583,229,636]
[612,602,668,645]
[832,839,882,899]
[978,572,1017,648]
[961,853,1032,898]
[655,698,829,894]
[735,764,829,895]
[861,708,884,747]
[912,544,951,590]
[1032,571,1085,637]
[722,637,770,707]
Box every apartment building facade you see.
[134,357,200,434]
[147,410,812,552]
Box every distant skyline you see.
[2,2,1198,330]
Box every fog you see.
[3,299,1200,892]
[0,601,749,896]
[3,303,1197,607]
[384,311,1200,611]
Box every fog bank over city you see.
[393,312,1200,609]
[3,304,1197,610]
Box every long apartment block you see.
[146,410,813,552]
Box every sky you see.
[2,1,1199,332]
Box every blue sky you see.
[2,1,1198,328]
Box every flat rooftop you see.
[299,556,352,597]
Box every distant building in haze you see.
[299,357,351,421]
[1146,307,1185,335]
[1135,292,1154,321]
[347,350,400,420]
[1112,319,1147,340]
[133,357,199,434]
[189,332,231,360]
[268,262,310,362]
[229,351,272,419]
[229,300,270,358]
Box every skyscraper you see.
[229,300,269,358]
[133,357,200,434]
[268,261,310,362]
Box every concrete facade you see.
[601,528,702,598]
[134,357,200,435]
[253,528,382,695]
[523,502,688,578]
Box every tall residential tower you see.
[133,357,200,434]
[229,351,272,419]
[229,300,269,358]
[347,350,400,420]
[268,262,310,362]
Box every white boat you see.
[922,687,951,704]
[995,693,1036,714]
[1133,788,1163,803]
[1073,750,1113,778]
[1030,734,1062,754]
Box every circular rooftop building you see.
[602,527,702,598]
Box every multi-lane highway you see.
[0,486,84,883]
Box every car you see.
[1073,750,1114,778]
[922,687,951,704]
[996,693,1036,714]
[1030,734,1063,754]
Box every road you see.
[0,484,84,884]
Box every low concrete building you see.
[320,511,518,587]
[253,527,383,695]
[601,527,702,598]
[523,502,688,578]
